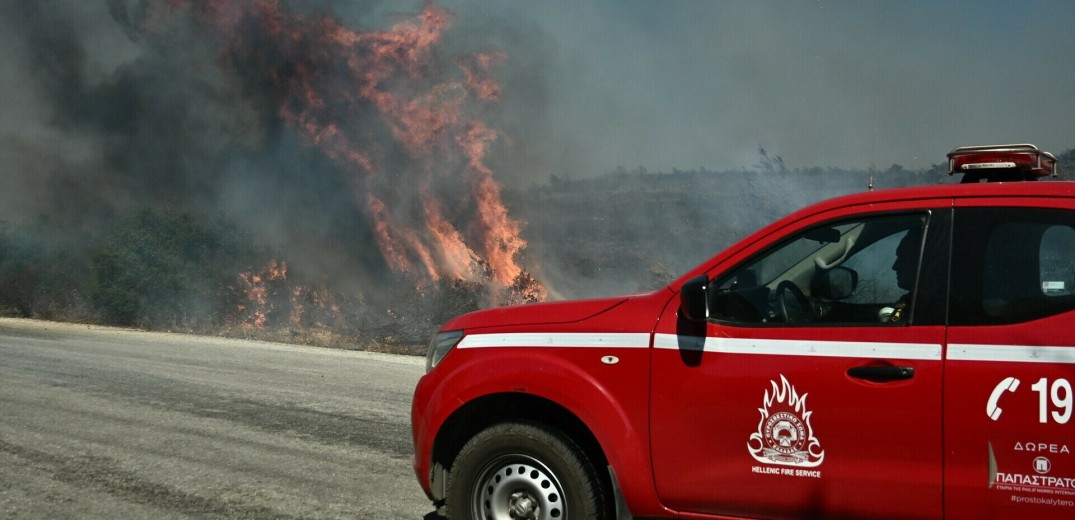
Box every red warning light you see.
[947,144,1058,183]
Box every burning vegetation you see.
[169,0,545,303]
[0,1,546,352]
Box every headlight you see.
[425,330,463,372]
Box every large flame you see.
[168,0,545,302]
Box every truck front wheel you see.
[446,422,607,520]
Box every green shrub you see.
[89,209,261,329]
[0,219,92,320]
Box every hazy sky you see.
[4,0,1074,184]
[436,0,1075,174]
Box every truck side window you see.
[950,208,1075,325]
[710,213,928,326]
[1040,225,1075,297]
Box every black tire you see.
[446,422,607,520]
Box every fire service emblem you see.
[748,375,825,467]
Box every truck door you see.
[945,204,1075,520]
[651,207,948,519]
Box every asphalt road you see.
[0,318,436,519]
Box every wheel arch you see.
[432,392,612,502]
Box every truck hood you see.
[442,296,631,331]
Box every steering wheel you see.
[775,280,814,323]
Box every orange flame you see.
[234,258,288,331]
[366,194,439,281]
[461,51,507,101]
[422,189,481,281]
[233,259,344,331]
[460,123,527,286]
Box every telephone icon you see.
[987,377,1020,421]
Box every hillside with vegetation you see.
[509,157,951,298]
[2,149,1071,352]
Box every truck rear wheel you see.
[446,422,607,520]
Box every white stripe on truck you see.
[455,332,1072,364]
[457,332,650,349]
[947,344,1075,364]
[653,334,941,360]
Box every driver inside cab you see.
[880,227,922,322]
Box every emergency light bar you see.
[947,144,1058,183]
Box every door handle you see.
[847,365,915,383]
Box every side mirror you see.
[680,275,709,322]
[812,266,858,300]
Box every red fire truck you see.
[412,145,1074,519]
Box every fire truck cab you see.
[412,145,1075,519]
